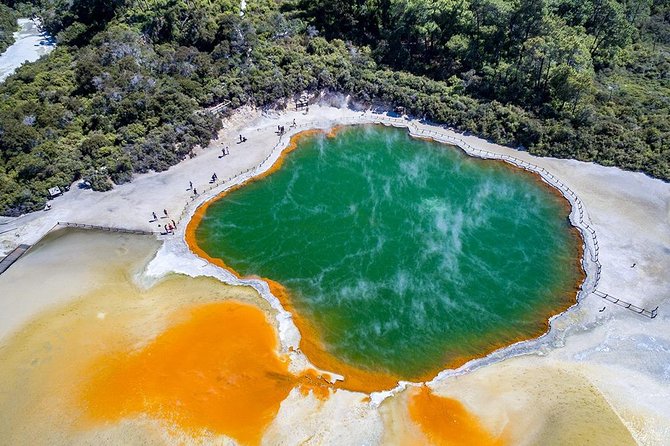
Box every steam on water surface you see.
[196,126,582,378]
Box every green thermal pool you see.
[194,125,582,379]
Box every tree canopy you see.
[0,2,17,54]
[0,0,667,215]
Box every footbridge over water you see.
[0,222,158,276]
[54,221,157,235]
[0,244,31,275]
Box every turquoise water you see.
[195,126,581,378]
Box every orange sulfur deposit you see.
[81,301,330,445]
[408,386,503,446]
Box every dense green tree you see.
[0,2,17,53]
[0,0,667,215]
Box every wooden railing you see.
[56,221,157,235]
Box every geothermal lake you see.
[194,125,582,380]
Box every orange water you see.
[82,301,328,445]
[408,386,503,446]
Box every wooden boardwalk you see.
[0,244,31,275]
[56,221,155,235]
[0,222,156,278]
[593,289,658,319]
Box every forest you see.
[0,3,17,54]
[0,0,668,215]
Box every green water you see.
[195,126,581,378]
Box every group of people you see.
[150,209,177,235]
[278,120,297,136]
[187,171,218,198]
[163,220,177,234]
[188,181,198,195]
[150,209,169,221]
[152,119,304,236]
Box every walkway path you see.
[0,18,55,82]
